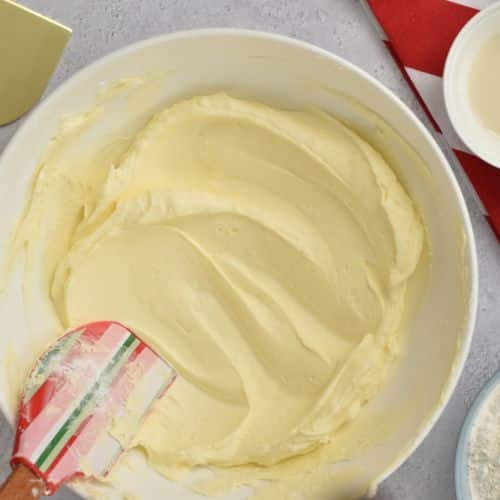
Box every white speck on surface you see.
[468,383,500,500]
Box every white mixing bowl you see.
[0,30,477,498]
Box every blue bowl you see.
[455,369,500,500]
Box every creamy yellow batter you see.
[8,93,424,498]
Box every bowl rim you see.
[0,27,479,491]
[455,369,500,500]
[443,1,500,168]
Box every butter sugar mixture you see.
[7,93,424,499]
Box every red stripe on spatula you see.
[16,325,130,460]
[44,342,153,487]
[19,323,110,429]
[42,414,93,492]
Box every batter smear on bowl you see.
[7,93,425,498]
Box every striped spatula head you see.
[11,321,176,494]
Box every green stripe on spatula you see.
[35,334,138,472]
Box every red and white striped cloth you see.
[363,0,500,240]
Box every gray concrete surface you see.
[0,1,498,499]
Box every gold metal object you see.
[0,0,71,125]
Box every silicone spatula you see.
[0,0,71,126]
[0,321,176,499]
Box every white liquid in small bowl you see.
[444,2,500,168]
[468,34,500,137]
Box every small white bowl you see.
[444,1,500,168]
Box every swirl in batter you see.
[11,93,424,498]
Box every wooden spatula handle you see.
[0,464,44,499]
